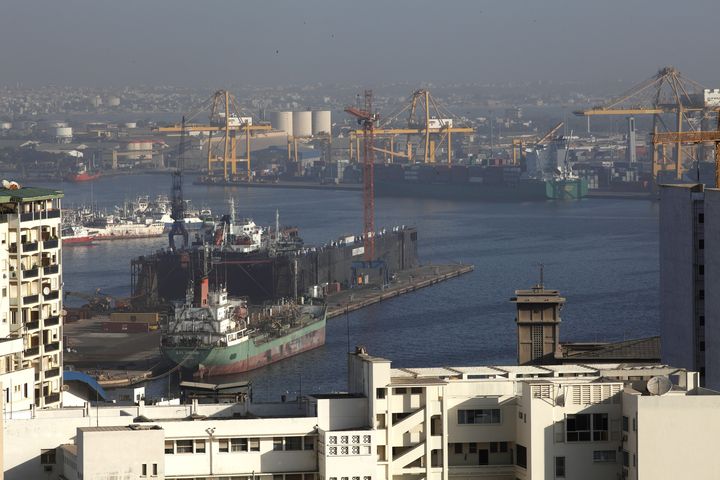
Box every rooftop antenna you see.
[275,209,280,244]
[537,262,545,290]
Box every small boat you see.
[66,164,101,182]
[61,225,94,246]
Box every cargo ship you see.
[131,208,418,306]
[373,163,587,201]
[160,279,326,376]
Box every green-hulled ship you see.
[160,279,326,377]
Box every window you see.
[499,441,508,453]
[555,456,565,478]
[40,449,56,465]
[516,444,527,469]
[249,438,260,451]
[566,413,608,442]
[490,442,498,453]
[219,439,229,453]
[394,388,407,394]
[231,438,248,452]
[622,416,629,432]
[341,446,349,455]
[457,408,501,425]
[194,439,206,453]
[351,435,360,444]
[468,443,477,454]
[454,443,463,454]
[273,437,284,451]
[699,239,705,250]
[304,436,315,450]
[699,265,705,276]
[175,440,194,454]
[142,464,147,477]
[152,464,158,476]
[410,387,422,394]
[593,450,616,462]
[376,388,386,399]
[623,450,629,467]
[285,437,303,451]
[699,213,705,223]
[164,441,174,454]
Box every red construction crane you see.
[345,90,379,262]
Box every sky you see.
[2,0,719,88]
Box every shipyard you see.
[4,1,720,479]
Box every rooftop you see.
[560,336,661,362]
[0,186,63,202]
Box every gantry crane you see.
[349,89,474,165]
[574,66,712,181]
[153,90,271,180]
[345,90,379,263]
[511,121,565,165]
[653,119,720,187]
[168,116,188,250]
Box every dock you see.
[326,263,474,318]
[63,263,473,385]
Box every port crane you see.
[652,120,720,187]
[168,116,189,250]
[511,121,565,165]
[153,90,272,180]
[574,66,713,182]
[349,89,474,165]
[345,90,378,262]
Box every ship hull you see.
[161,318,326,376]
[62,236,94,246]
[375,178,587,201]
[67,172,101,182]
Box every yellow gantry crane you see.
[653,121,720,187]
[153,90,271,180]
[349,89,474,165]
[574,66,712,182]
[511,121,565,165]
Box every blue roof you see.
[64,370,109,401]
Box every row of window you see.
[452,442,508,454]
[554,451,617,478]
[566,413,608,442]
[375,387,422,398]
[326,445,371,456]
[140,463,159,477]
[327,477,371,480]
[327,434,371,445]
[457,408,502,425]
[164,436,314,455]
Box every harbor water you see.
[48,174,659,400]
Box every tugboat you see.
[160,277,327,377]
[66,163,101,182]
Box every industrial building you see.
[3,348,715,480]
[1,185,64,409]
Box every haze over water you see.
[49,174,658,400]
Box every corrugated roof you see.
[0,186,63,202]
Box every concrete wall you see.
[78,427,165,479]
[660,185,701,371]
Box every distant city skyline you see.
[1,0,719,88]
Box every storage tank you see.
[0,122,12,130]
[124,122,137,129]
[292,111,312,137]
[312,110,332,136]
[270,111,293,136]
[54,126,73,141]
[106,96,121,107]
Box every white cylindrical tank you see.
[312,110,332,136]
[270,111,293,136]
[293,111,312,137]
[0,122,12,130]
[106,96,121,107]
[54,127,73,138]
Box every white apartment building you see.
[4,349,716,480]
[1,186,64,409]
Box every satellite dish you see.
[647,376,672,396]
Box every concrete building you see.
[3,348,715,480]
[659,184,708,382]
[1,186,64,409]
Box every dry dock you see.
[63,263,473,385]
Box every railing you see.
[43,239,59,250]
[22,242,38,253]
[46,210,60,219]
[20,210,60,222]
[45,367,60,378]
[23,294,39,304]
[43,265,59,275]
[45,342,60,352]
[45,316,60,327]
[23,268,39,279]
[44,393,61,405]
[25,346,40,356]
[25,320,40,330]
[44,291,59,301]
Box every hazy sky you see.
[2,0,719,88]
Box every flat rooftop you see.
[0,186,64,202]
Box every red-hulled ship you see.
[61,226,94,246]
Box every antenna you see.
[537,262,545,289]
[646,376,672,396]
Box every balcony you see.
[23,268,39,279]
[45,316,60,327]
[43,264,59,275]
[25,320,40,331]
[45,342,60,352]
[23,294,39,304]
[44,393,61,405]
[22,242,38,253]
[20,210,60,222]
[46,209,60,219]
[44,291,59,301]
[43,239,59,250]
[25,346,40,356]
[45,367,61,378]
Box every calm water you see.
[39,174,659,400]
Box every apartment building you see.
[0,185,64,409]
[4,349,715,480]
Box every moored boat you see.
[61,225,95,245]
